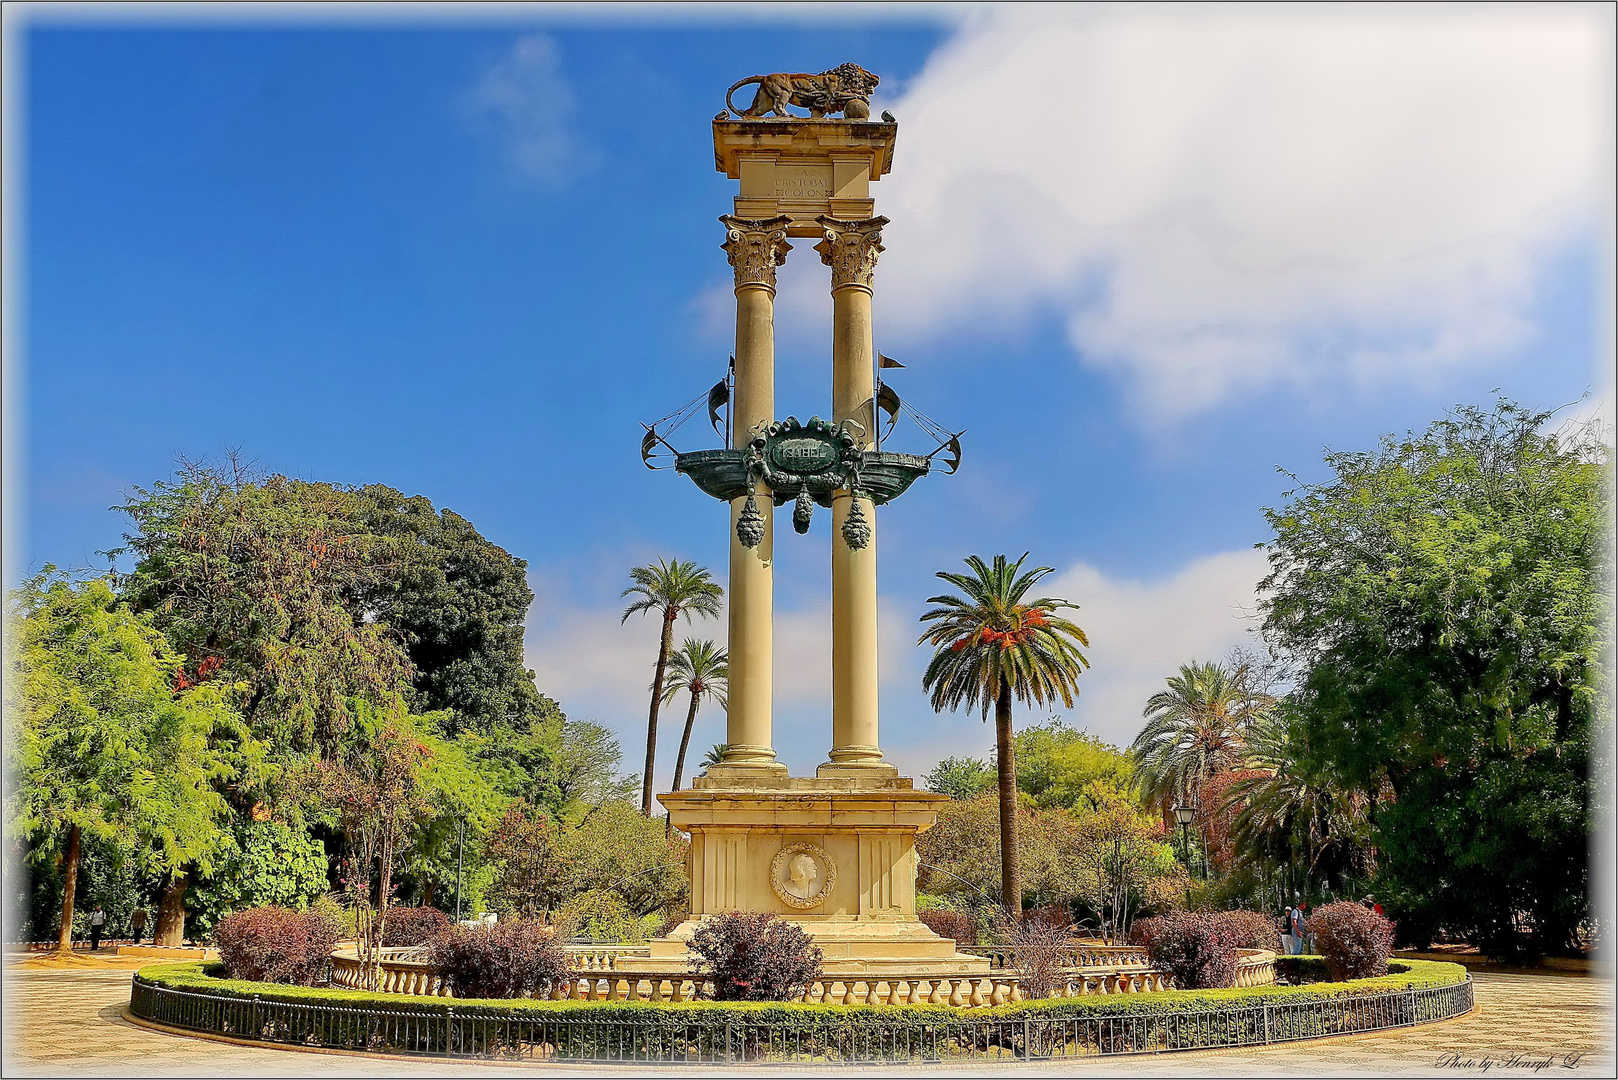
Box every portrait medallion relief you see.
[770,841,837,909]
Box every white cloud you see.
[862,5,1608,422]
[1043,548,1270,746]
[468,35,594,184]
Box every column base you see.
[701,761,791,785]
[702,743,790,785]
[817,745,898,780]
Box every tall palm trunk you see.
[154,869,190,946]
[641,608,677,815]
[670,689,703,794]
[994,683,1021,914]
[56,825,81,953]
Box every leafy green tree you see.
[401,723,510,910]
[916,793,1182,933]
[620,559,723,815]
[551,719,639,809]
[113,463,410,757]
[483,803,571,919]
[353,486,562,737]
[922,756,997,801]
[661,639,727,794]
[1260,400,1608,956]
[188,822,330,938]
[1067,793,1181,943]
[919,554,1091,912]
[10,572,240,949]
[1014,720,1136,810]
[560,801,688,919]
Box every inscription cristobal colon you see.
[776,166,831,199]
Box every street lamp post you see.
[1172,803,1195,882]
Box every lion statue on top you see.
[725,63,881,121]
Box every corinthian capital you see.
[815,215,889,292]
[721,215,793,292]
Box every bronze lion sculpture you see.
[725,63,880,121]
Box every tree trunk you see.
[994,683,1021,915]
[372,833,395,990]
[670,689,702,794]
[154,870,190,946]
[56,825,81,952]
[640,609,677,816]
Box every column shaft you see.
[724,282,777,767]
[715,216,791,777]
[817,216,894,778]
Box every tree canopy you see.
[1259,400,1609,956]
[10,572,244,947]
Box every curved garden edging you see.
[129,959,1473,1064]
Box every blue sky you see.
[16,6,1613,790]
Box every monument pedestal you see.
[649,776,989,977]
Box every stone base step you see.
[115,945,214,960]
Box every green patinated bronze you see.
[676,417,930,501]
[673,416,931,550]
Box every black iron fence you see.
[129,975,1473,1064]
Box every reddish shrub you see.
[918,909,979,946]
[1131,911,1242,989]
[1217,909,1283,953]
[215,906,342,986]
[381,906,451,948]
[428,920,570,999]
[687,912,824,1001]
[1309,901,1395,981]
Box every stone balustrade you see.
[564,943,650,971]
[961,942,1158,971]
[330,948,452,996]
[327,944,1274,1004]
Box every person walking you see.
[88,905,106,951]
[1289,902,1307,955]
[130,907,147,946]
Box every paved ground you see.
[3,965,1611,1077]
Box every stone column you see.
[816,216,897,779]
[716,216,792,776]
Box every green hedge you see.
[1275,955,1333,985]
[135,957,1466,1025]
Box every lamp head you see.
[1172,805,1195,826]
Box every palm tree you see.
[700,744,730,773]
[662,639,728,793]
[621,559,723,815]
[919,553,1090,913]
[1224,714,1372,894]
[1131,661,1270,829]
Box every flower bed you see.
[129,958,1471,1063]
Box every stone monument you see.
[640,67,984,978]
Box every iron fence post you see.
[251,993,260,1038]
[1262,1001,1270,1044]
[725,1019,733,1064]
[1023,1014,1031,1060]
